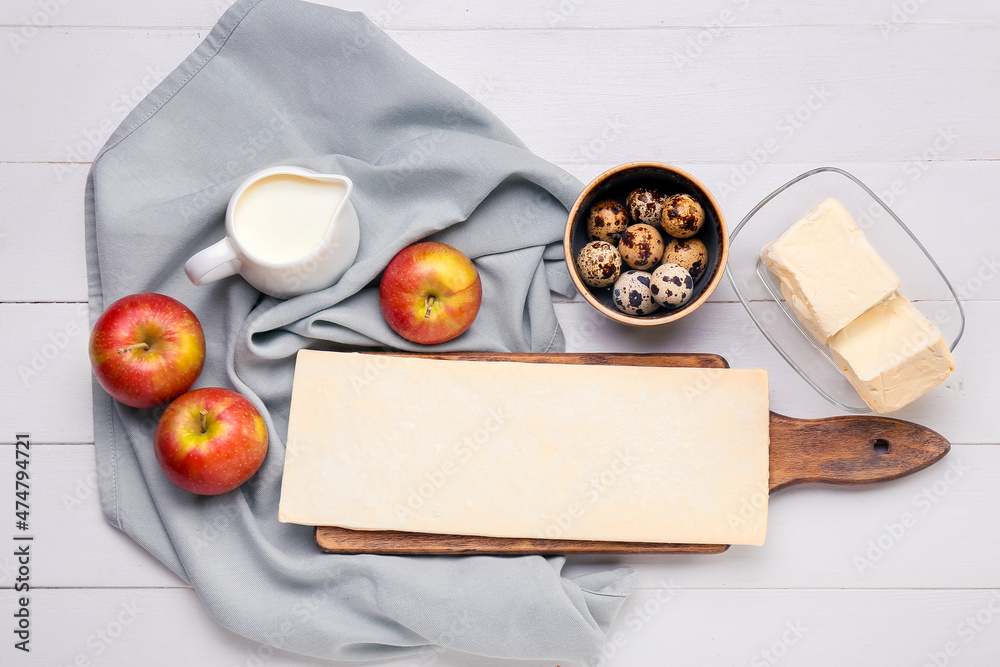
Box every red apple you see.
[379,242,482,345]
[154,387,268,495]
[89,293,206,409]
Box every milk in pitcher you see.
[233,174,347,264]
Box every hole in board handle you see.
[873,438,890,455]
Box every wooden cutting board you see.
[315,352,949,555]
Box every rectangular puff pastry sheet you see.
[278,351,771,546]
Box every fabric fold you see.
[86,0,636,662]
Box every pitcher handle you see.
[185,237,242,286]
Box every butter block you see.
[762,198,900,343]
[828,295,955,413]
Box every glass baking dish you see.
[725,167,965,413]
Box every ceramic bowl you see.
[564,162,729,326]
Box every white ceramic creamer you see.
[184,166,360,298]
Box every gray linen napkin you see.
[84,0,635,662]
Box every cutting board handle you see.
[768,412,950,493]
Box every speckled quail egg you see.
[586,200,629,244]
[626,188,665,227]
[662,237,709,281]
[617,223,664,271]
[576,241,622,288]
[650,263,694,308]
[660,193,705,238]
[612,270,659,316]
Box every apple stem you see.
[199,410,208,434]
[424,296,435,319]
[117,342,149,355]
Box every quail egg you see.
[660,193,705,238]
[587,200,629,244]
[576,241,622,288]
[612,270,658,316]
[626,188,665,227]
[650,263,694,308]
[662,237,709,281]
[618,223,664,271]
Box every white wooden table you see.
[3,1,999,665]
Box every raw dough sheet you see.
[279,351,770,546]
